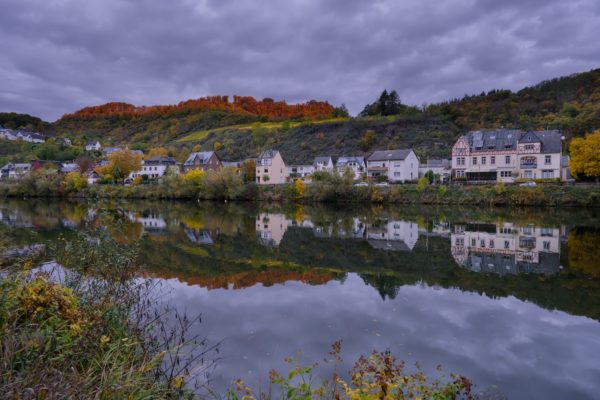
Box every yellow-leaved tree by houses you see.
[569,130,600,181]
[97,149,143,184]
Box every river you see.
[2,199,600,399]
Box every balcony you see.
[367,166,387,172]
[520,162,537,168]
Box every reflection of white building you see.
[185,228,216,245]
[129,212,167,234]
[256,213,288,247]
[451,222,562,275]
[366,220,418,251]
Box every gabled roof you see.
[367,149,413,161]
[423,159,451,169]
[86,140,100,146]
[258,149,280,160]
[184,151,216,165]
[519,131,541,144]
[336,156,365,167]
[530,130,562,154]
[314,156,332,165]
[60,163,78,173]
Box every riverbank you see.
[2,179,600,207]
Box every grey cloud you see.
[0,0,599,120]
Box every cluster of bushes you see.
[0,230,210,399]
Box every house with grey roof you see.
[85,141,101,151]
[313,156,334,172]
[418,159,451,182]
[451,129,564,182]
[183,151,221,172]
[366,149,419,182]
[336,156,366,180]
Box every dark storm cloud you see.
[0,0,599,120]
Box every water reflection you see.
[2,199,600,398]
[451,222,563,276]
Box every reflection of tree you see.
[568,229,600,277]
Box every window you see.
[489,240,495,248]
[543,241,550,250]
[505,156,511,164]
[491,156,495,165]
[524,170,533,179]
[264,168,268,173]
[525,144,534,150]
[480,240,485,248]
[545,155,551,165]
[500,171,512,178]
[456,238,464,246]
[472,157,477,165]
[481,157,486,165]
[504,240,510,249]
[542,170,554,179]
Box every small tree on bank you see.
[570,130,600,182]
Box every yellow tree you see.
[147,147,168,159]
[97,149,142,184]
[569,130,600,181]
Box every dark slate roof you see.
[519,131,541,143]
[367,149,412,161]
[314,156,332,164]
[530,130,562,154]
[145,156,177,165]
[336,156,366,167]
[465,129,519,152]
[258,149,280,160]
[184,151,215,165]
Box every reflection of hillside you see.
[148,268,341,290]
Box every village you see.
[0,126,574,185]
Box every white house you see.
[336,156,366,180]
[256,149,287,184]
[2,163,31,179]
[313,156,334,172]
[86,171,101,185]
[0,128,17,141]
[419,159,451,182]
[451,130,564,183]
[85,141,101,152]
[130,156,178,180]
[287,164,315,180]
[366,149,419,182]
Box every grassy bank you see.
[2,174,600,207]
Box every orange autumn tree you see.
[97,149,142,184]
[63,96,336,120]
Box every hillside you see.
[2,68,599,163]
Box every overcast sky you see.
[1,0,599,121]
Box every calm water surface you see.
[2,199,600,399]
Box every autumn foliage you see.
[64,96,336,120]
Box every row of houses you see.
[0,160,82,180]
[0,127,45,143]
[255,149,421,184]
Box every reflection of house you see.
[0,208,33,228]
[184,228,219,245]
[129,212,167,235]
[256,213,288,246]
[451,222,562,275]
[366,220,418,251]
